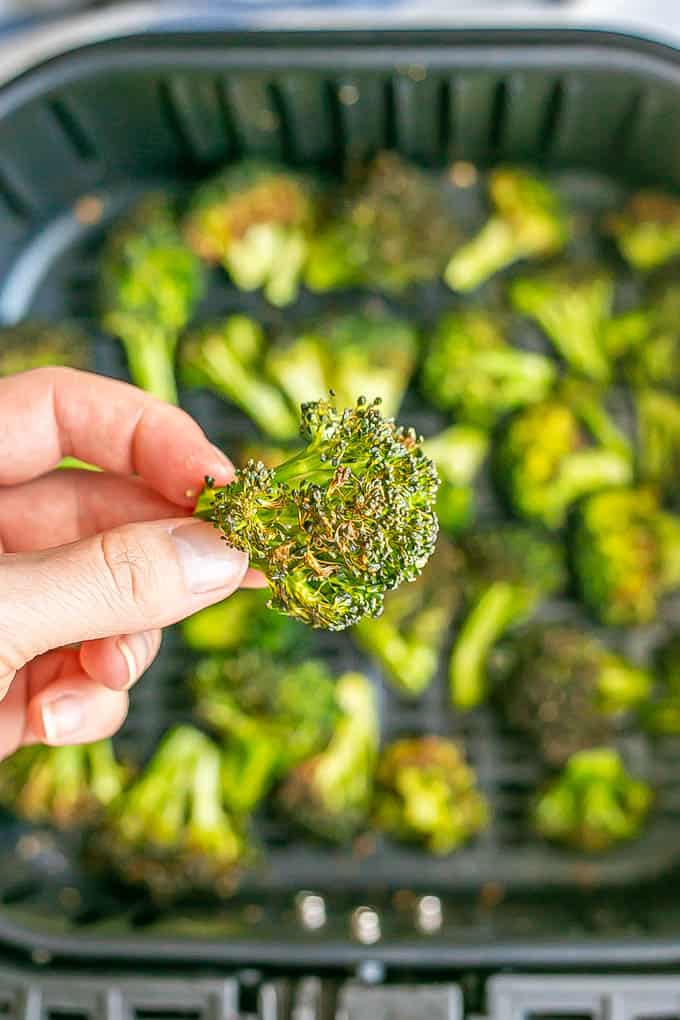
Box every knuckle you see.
[97,528,156,612]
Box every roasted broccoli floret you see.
[509,265,614,382]
[278,671,379,842]
[604,190,680,271]
[571,487,680,626]
[99,194,204,403]
[179,315,298,441]
[532,748,652,852]
[620,281,680,392]
[450,526,566,709]
[0,741,127,829]
[181,588,307,657]
[266,309,419,420]
[444,167,568,292]
[423,425,490,535]
[421,308,556,428]
[95,726,246,900]
[0,321,89,376]
[502,626,651,766]
[635,388,680,497]
[184,160,315,306]
[195,397,439,630]
[305,152,457,293]
[352,539,463,697]
[373,737,488,853]
[640,635,680,734]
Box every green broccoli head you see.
[181,588,308,657]
[183,160,315,306]
[0,321,90,377]
[571,487,680,626]
[0,740,127,829]
[99,193,204,403]
[445,167,568,292]
[373,736,488,854]
[605,191,680,271]
[532,748,652,852]
[305,152,457,294]
[450,526,566,709]
[640,635,680,734]
[423,425,490,535]
[195,397,440,630]
[278,671,379,843]
[421,308,556,428]
[509,264,614,383]
[352,538,463,697]
[503,626,651,767]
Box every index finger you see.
[0,367,234,507]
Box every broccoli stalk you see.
[450,527,565,709]
[0,321,90,377]
[373,737,488,854]
[195,397,440,630]
[444,167,569,292]
[423,425,489,535]
[181,588,307,657]
[604,191,680,271]
[532,748,652,852]
[278,672,379,842]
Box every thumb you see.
[0,518,249,681]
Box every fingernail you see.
[172,521,248,594]
[42,694,84,743]
[117,633,150,690]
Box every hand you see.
[0,367,259,760]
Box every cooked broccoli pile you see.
[421,308,556,428]
[0,321,89,376]
[0,741,127,829]
[278,671,379,842]
[423,425,490,535]
[572,487,680,626]
[195,397,439,630]
[352,539,462,697]
[532,749,652,852]
[502,626,651,766]
[184,160,315,306]
[450,526,566,709]
[641,635,680,734]
[445,167,568,292]
[305,152,457,293]
[604,190,680,271]
[99,193,204,403]
[181,588,307,657]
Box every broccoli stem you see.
[122,324,178,405]
[445,219,519,292]
[658,513,680,590]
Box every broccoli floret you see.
[421,308,556,428]
[604,191,680,271]
[184,160,315,306]
[640,635,680,734]
[278,671,379,842]
[95,726,246,900]
[423,425,490,535]
[195,397,439,630]
[450,526,566,709]
[620,281,680,392]
[305,152,457,294]
[0,321,90,376]
[352,539,463,697]
[0,741,127,830]
[99,194,204,404]
[179,315,298,441]
[532,748,652,852]
[571,487,680,626]
[444,167,568,292]
[373,737,488,854]
[181,588,308,657]
[502,626,651,766]
[636,388,680,497]
[509,265,614,382]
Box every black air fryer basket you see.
[5,2,680,973]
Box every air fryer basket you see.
[5,16,680,970]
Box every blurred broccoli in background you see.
[635,388,680,498]
[0,321,90,376]
[278,671,379,843]
[179,315,298,441]
[421,308,556,428]
[99,193,204,403]
[373,737,488,853]
[181,588,308,657]
[95,726,246,900]
[532,748,652,852]
[0,741,127,830]
[450,526,566,710]
[445,167,568,292]
[619,281,680,392]
[571,487,680,626]
[604,191,680,271]
[423,425,489,536]
[502,626,651,766]
[184,160,315,306]
[305,152,456,293]
[236,440,294,470]
[509,265,614,382]
[641,635,680,734]
[352,539,463,698]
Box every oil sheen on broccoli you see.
[0,321,90,376]
[605,191,680,271]
[195,397,440,630]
